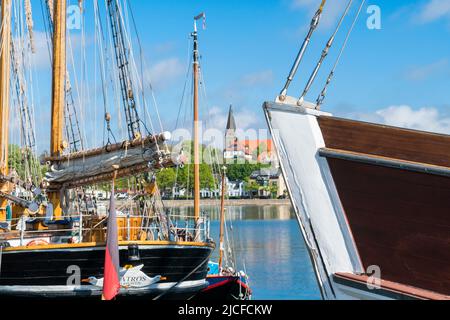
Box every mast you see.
[218,167,227,272]
[192,14,204,229]
[0,0,12,220]
[49,0,67,218]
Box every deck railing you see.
[0,212,211,248]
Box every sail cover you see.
[44,132,178,189]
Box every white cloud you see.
[26,31,88,70]
[350,105,450,135]
[291,0,348,29]
[404,59,449,81]
[417,0,450,23]
[145,57,184,90]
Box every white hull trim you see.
[0,279,207,297]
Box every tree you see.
[226,163,270,182]
[8,144,46,182]
[156,168,177,191]
[244,179,260,199]
[175,164,216,192]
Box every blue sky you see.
[20,0,450,151]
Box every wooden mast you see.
[0,0,12,221]
[192,16,201,230]
[49,0,67,218]
[218,167,227,272]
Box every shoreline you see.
[162,199,291,207]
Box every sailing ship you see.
[0,1,215,299]
[264,0,450,300]
[195,165,252,301]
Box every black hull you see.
[0,243,213,299]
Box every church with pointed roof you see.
[223,105,277,165]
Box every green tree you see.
[8,144,46,182]
[226,163,270,182]
[244,179,260,198]
[156,168,177,191]
[176,164,216,192]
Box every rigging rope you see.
[316,0,366,109]
[279,0,326,100]
[128,0,164,141]
[298,0,353,106]
[153,245,213,300]
[106,0,142,141]
[24,0,34,53]
[10,0,42,185]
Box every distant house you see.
[248,168,287,199]
[199,178,248,199]
[226,180,249,198]
[171,187,187,199]
[200,188,219,199]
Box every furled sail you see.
[43,132,177,190]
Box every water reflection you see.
[167,204,321,300]
[168,204,295,221]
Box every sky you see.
[17,0,450,152]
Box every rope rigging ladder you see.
[106,0,142,141]
[9,0,37,187]
[11,40,36,154]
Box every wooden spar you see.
[218,167,227,272]
[49,0,67,219]
[192,20,200,226]
[47,158,176,191]
[44,132,169,163]
[0,0,12,220]
[50,0,66,156]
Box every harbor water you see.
[169,204,322,300]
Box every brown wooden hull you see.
[318,116,450,296]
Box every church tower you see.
[224,105,238,161]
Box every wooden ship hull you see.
[0,242,213,299]
[264,101,450,300]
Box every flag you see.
[102,180,120,300]
[194,12,206,30]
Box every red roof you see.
[225,139,273,155]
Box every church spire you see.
[226,105,236,132]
